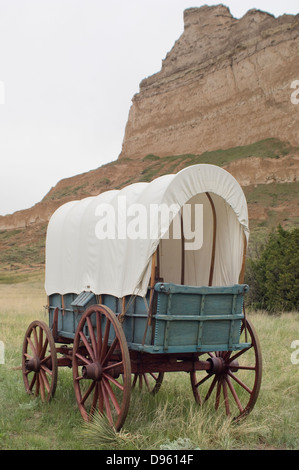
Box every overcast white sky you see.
[0,0,298,216]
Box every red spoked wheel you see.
[22,320,58,402]
[190,319,262,420]
[132,372,164,395]
[72,305,131,431]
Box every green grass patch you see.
[158,138,298,169]
[0,229,22,240]
[244,182,299,251]
[0,224,47,268]
[0,269,43,285]
[0,239,45,265]
[189,138,297,166]
[244,182,299,207]
[43,183,90,201]
[0,272,29,284]
[143,154,161,162]
[139,138,298,183]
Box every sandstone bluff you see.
[120,5,299,159]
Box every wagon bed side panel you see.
[144,283,249,354]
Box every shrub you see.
[246,226,299,312]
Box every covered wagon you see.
[22,164,262,430]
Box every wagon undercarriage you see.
[22,303,262,431]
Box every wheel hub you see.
[82,362,103,381]
[25,356,41,372]
[207,356,240,375]
[207,356,225,375]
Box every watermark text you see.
[95,198,204,250]
[0,80,5,104]
[291,340,299,365]
[0,341,4,364]
[291,80,299,105]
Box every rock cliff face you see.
[120,5,299,159]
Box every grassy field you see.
[0,275,298,450]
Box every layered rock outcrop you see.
[120,5,299,159]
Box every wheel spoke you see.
[35,374,40,397]
[75,352,92,366]
[39,373,45,401]
[79,331,95,362]
[80,381,96,405]
[27,336,37,356]
[228,346,251,364]
[103,378,121,415]
[96,311,102,353]
[101,382,113,426]
[40,369,51,394]
[38,326,44,355]
[33,327,39,354]
[100,319,111,362]
[195,372,214,389]
[222,378,230,416]
[40,354,52,365]
[102,337,119,366]
[98,383,104,415]
[102,372,124,391]
[138,374,143,389]
[205,375,218,403]
[29,372,37,392]
[149,373,158,381]
[87,316,98,360]
[91,383,100,416]
[24,353,33,360]
[225,375,244,413]
[40,338,49,360]
[235,365,256,371]
[132,372,165,394]
[102,360,123,373]
[228,370,252,394]
[40,364,53,376]
[215,377,221,410]
[143,374,151,392]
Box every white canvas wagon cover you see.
[45,164,249,298]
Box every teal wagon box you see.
[150,283,249,353]
[48,283,250,354]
